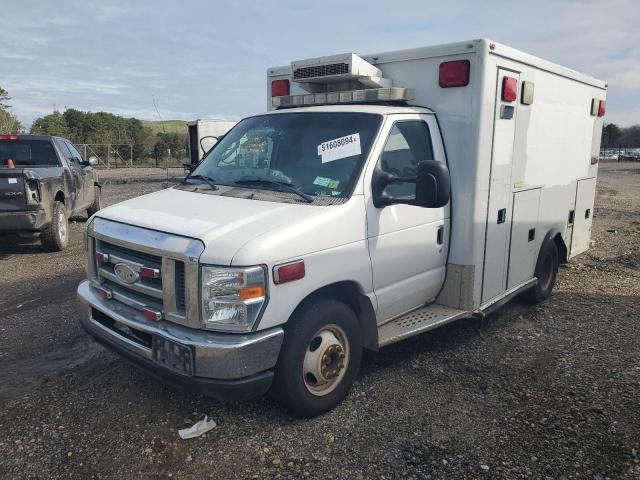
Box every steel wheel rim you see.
[302,324,350,396]
[58,211,67,242]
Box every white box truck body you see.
[78,39,606,416]
[187,119,238,165]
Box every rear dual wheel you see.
[271,298,362,418]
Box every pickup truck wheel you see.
[87,187,101,217]
[40,201,69,251]
[271,298,362,418]
[522,240,559,304]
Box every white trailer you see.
[78,39,606,417]
[187,119,237,165]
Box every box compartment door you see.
[507,188,541,289]
[570,177,596,257]
[482,69,520,303]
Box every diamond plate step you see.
[378,303,470,347]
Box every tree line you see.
[0,85,188,165]
[601,123,640,149]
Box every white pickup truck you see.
[77,39,606,417]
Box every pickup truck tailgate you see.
[0,169,26,211]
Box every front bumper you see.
[0,209,47,233]
[76,280,284,400]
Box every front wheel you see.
[87,186,101,217]
[271,298,362,418]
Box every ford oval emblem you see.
[114,263,139,284]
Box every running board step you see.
[378,303,470,347]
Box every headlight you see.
[201,265,267,332]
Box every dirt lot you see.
[0,164,638,479]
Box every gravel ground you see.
[0,163,638,479]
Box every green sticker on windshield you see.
[313,176,340,189]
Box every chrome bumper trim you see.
[77,280,284,380]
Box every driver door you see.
[364,114,450,323]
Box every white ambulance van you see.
[187,119,238,167]
[78,39,606,417]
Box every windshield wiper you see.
[234,178,313,203]
[182,174,218,190]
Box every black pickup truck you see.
[0,135,101,250]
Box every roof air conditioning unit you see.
[291,53,392,93]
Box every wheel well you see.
[553,233,568,263]
[295,282,379,351]
[54,191,65,204]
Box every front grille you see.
[87,218,204,329]
[293,62,349,80]
[93,239,186,323]
[175,261,186,313]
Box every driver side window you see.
[379,121,434,200]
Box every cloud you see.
[1,0,639,126]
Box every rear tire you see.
[87,187,101,217]
[522,239,559,304]
[41,201,69,251]
[271,298,362,418]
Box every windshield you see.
[0,139,60,167]
[191,112,382,200]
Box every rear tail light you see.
[598,100,606,117]
[0,135,20,140]
[438,60,470,88]
[502,76,517,102]
[271,79,290,97]
[6,159,15,168]
[273,260,305,284]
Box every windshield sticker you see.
[317,133,361,163]
[313,176,340,189]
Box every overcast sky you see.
[2,0,639,127]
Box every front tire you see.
[41,201,69,251]
[271,298,362,418]
[87,187,101,217]
[522,239,559,304]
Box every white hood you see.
[96,188,365,265]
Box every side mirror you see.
[372,160,450,209]
[88,156,99,166]
[200,135,218,155]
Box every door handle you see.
[497,208,507,224]
[436,225,444,245]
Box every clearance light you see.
[274,260,305,284]
[272,87,413,108]
[143,307,162,322]
[598,100,606,117]
[439,60,470,88]
[139,266,160,279]
[502,76,517,102]
[95,251,109,263]
[271,79,290,97]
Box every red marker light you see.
[274,260,305,284]
[143,308,162,321]
[598,100,606,117]
[438,60,470,88]
[502,76,517,102]
[96,286,113,300]
[271,79,290,97]
[0,135,20,140]
[139,266,160,279]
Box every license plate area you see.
[152,337,194,375]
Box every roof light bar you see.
[272,87,413,108]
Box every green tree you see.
[0,86,10,110]
[602,123,621,148]
[30,111,69,137]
